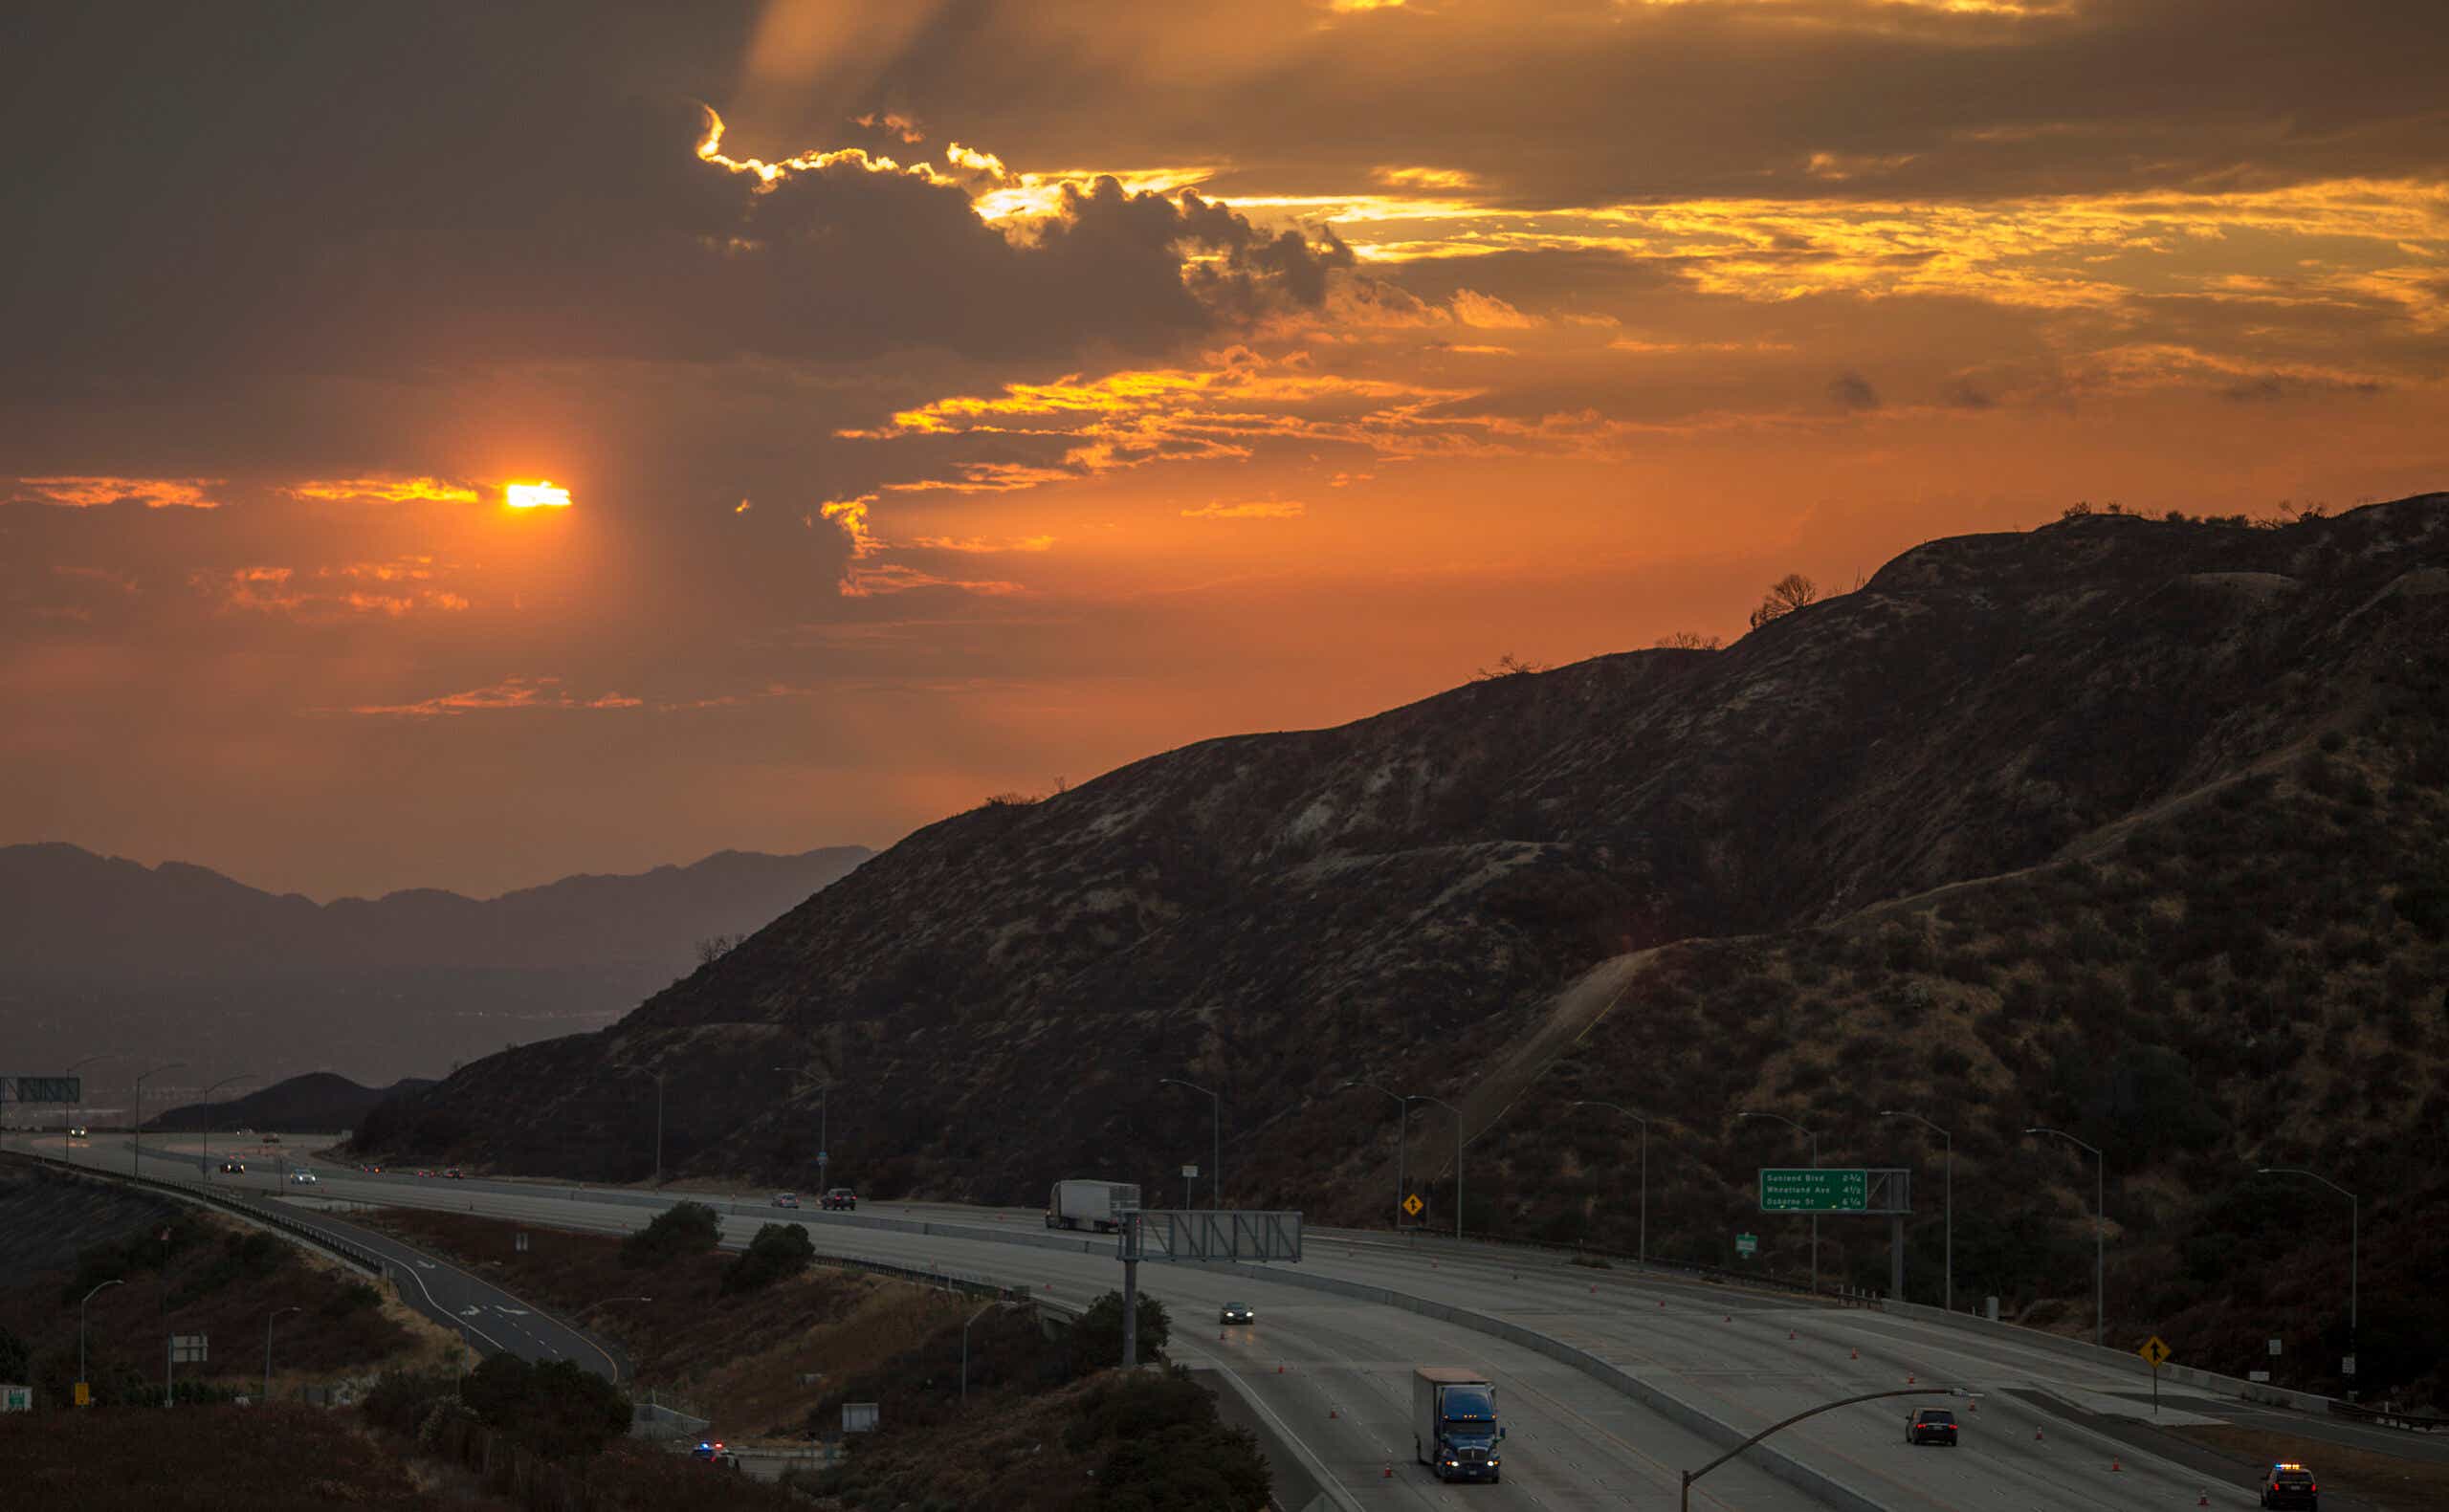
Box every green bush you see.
[723,1222,816,1295]
[621,1200,721,1268]
[1072,1288,1172,1373]
[460,1353,631,1459]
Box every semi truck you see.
[1046,1178,1141,1233]
[1413,1368,1504,1483]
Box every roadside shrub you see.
[621,1200,721,1269]
[1071,1288,1171,1374]
[722,1222,815,1295]
[459,1353,630,1459]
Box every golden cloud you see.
[285,476,481,504]
[1181,499,1308,519]
[11,475,223,509]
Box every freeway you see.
[16,1132,2387,1509]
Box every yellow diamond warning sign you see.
[1402,1194,1424,1216]
[2139,1335,2172,1368]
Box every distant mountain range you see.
[148,1070,431,1133]
[0,844,871,975]
[0,844,870,1091]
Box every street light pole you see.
[2256,1167,2357,1366]
[1410,1096,1464,1241]
[131,1063,187,1177]
[1340,1081,1408,1230]
[195,1074,257,1182]
[1739,1111,1820,1297]
[772,1066,831,1193]
[263,1304,300,1405]
[2026,1127,2105,1349]
[961,1300,1005,1403]
[1880,1110,1953,1312]
[1570,1101,1650,1269]
[79,1279,121,1399]
[65,1053,117,1162]
[1158,1078,1222,1209]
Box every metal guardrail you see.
[2332,1400,2449,1433]
[15,1150,386,1279]
[1429,1225,1843,1302]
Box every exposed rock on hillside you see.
[367,495,2449,1396]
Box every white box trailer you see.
[1046,1179,1140,1233]
[1413,1367,1503,1483]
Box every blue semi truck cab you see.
[1414,1367,1504,1483]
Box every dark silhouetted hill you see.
[147,1071,434,1133]
[364,496,2449,1401]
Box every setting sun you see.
[504,480,571,509]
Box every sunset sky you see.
[6,0,2445,900]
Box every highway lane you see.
[16,1135,625,1381]
[16,1137,1837,1509]
[28,1135,2398,1508]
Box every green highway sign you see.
[1735,1233,1757,1259]
[1758,1169,1870,1212]
[1,1076,82,1104]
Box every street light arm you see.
[2256,1166,2355,1202]
[1739,1109,1812,1140]
[1684,1387,1959,1500]
[1571,1100,1648,1127]
[2024,1125,2100,1156]
[82,1279,123,1305]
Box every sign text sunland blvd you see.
[1758,1168,1871,1212]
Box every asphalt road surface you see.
[14,1131,2420,1510]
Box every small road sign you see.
[171,1333,209,1363]
[1735,1233,1758,1258]
[1402,1194,1424,1217]
[73,1381,91,1407]
[2139,1336,2172,1368]
[1181,1165,1199,1178]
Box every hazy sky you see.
[6,0,2445,899]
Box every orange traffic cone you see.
[1658,1300,1666,1308]
[2197,1495,2209,1507]
[1219,1331,1226,1342]
[1724,1315,1732,1323]
[1329,1408,1338,1419]
[1383,1464,1394,1479]
[1907,1374,1915,1385]
[2034,1428,2044,1441]
[1276,1364,1285,1374]
[1850,1348,1859,1360]
[2110,1458,2122,1473]
[1789,1330,1797,1340]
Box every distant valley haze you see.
[0,841,869,1105]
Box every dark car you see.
[1905,1408,1957,1446]
[2261,1462,2318,1509]
[691,1439,739,1469]
[445,1168,464,1178]
[1220,1304,1255,1326]
[821,1188,857,1210]
[219,1160,245,1173]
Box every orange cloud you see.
[818,493,1033,595]
[285,476,481,504]
[1181,499,1308,519]
[11,475,223,509]
[347,676,644,717]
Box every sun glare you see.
[505,481,572,509]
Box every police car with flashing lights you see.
[2260,1462,2318,1509]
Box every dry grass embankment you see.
[0,1401,506,1512]
[0,1172,448,1408]
[2173,1424,2449,1512]
[361,1207,978,1437]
